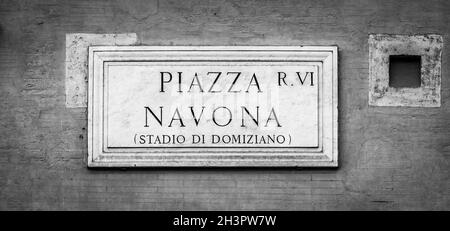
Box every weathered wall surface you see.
[0,0,449,210]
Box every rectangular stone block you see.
[87,46,338,167]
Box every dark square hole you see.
[389,55,421,88]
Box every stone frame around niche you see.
[368,34,443,107]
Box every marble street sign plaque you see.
[88,46,338,167]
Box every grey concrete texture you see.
[0,0,449,210]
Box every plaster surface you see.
[0,0,449,210]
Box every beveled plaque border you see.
[88,46,338,167]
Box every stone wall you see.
[0,0,449,210]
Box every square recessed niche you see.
[369,34,443,107]
[389,55,421,88]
